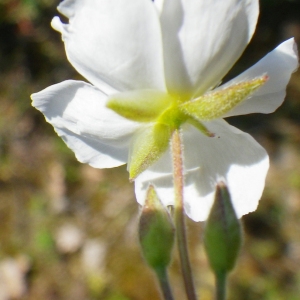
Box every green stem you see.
[155,267,175,300]
[215,271,227,300]
[171,129,197,300]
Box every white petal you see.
[223,38,299,117]
[54,127,129,168]
[52,0,166,94]
[57,0,75,18]
[182,121,269,221]
[31,80,140,168]
[159,0,258,97]
[135,120,269,222]
[153,0,164,13]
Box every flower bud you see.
[203,182,242,273]
[139,185,175,271]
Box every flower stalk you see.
[204,182,242,300]
[215,271,227,300]
[155,267,175,300]
[171,129,197,300]
[138,185,175,300]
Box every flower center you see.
[156,102,188,130]
[107,75,268,134]
[106,75,267,179]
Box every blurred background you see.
[0,0,300,299]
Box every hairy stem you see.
[171,129,197,300]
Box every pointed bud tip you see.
[216,181,227,190]
[263,75,269,81]
[143,184,157,208]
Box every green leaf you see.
[107,90,172,122]
[128,123,171,180]
[180,76,268,121]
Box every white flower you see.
[31,0,298,221]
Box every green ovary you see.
[156,103,188,130]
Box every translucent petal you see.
[31,80,140,168]
[135,120,269,221]
[52,0,166,94]
[54,127,129,168]
[223,38,299,117]
[159,0,259,97]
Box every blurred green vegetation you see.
[0,0,300,299]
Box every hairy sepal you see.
[107,90,172,122]
[180,76,268,121]
[129,124,171,180]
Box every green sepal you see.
[180,76,268,121]
[187,116,215,137]
[139,185,175,270]
[128,123,171,180]
[203,182,242,274]
[107,90,172,122]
